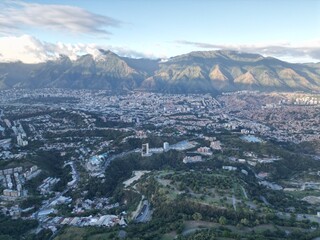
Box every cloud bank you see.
[176,40,320,63]
[1,35,319,64]
[0,1,120,36]
[0,35,156,63]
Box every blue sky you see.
[0,0,319,63]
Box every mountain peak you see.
[89,49,119,62]
[97,49,117,56]
[56,54,71,62]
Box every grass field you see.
[154,170,249,210]
[54,227,87,240]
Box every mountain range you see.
[0,49,319,93]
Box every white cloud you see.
[0,35,156,63]
[176,40,320,63]
[2,34,319,64]
[0,35,53,63]
[0,1,120,36]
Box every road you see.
[33,188,68,219]
[33,161,79,219]
[260,195,270,206]
[241,186,248,199]
[232,195,236,211]
[65,161,79,187]
[135,200,152,223]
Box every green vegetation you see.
[54,226,118,240]
[164,172,233,192]
[84,150,185,199]
[28,151,68,177]
[52,164,73,192]
[2,104,320,240]
[0,214,38,239]
[66,131,320,239]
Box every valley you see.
[0,89,319,239]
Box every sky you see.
[0,0,319,63]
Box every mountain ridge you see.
[0,50,319,93]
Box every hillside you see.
[0,50,319,93]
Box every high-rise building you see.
[141,143,149,156]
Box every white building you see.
[183,156,203,164]
[210,141,222,150]
[223,166,237,171]
[163,142,169,152]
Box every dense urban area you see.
[0,88,319,240]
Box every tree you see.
[192,212,202,221]
[254,219,260,226]
[219,216,227,225]
[240,218,249,226]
